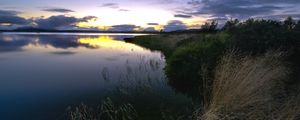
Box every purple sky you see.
[1,0,300,31]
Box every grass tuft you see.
[200,51,300,120]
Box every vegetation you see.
[69,17,300,120]
[128,17,300,119]
[68,98,138,120]
[68,55,194,120]
[166,33,228,98]
[199,51,299,120]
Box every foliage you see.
[130,17,300,119]
[223,17,300,94]
[131,34,192,57]
[224,17,299,55]
[165,33,229,98]
[200,20,218,33]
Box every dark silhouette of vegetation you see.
[223,17,300,94]
[67,16,300,120]
[166,33,228,98]
[131,16,300,99]
[200,20,218,33]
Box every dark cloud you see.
[143,27,157,32]
[43,8,75,13]
[100,3,119,9]
[147,23,159,25]
[0,10,21,16]
[0,9,31,30]
[49,51,77,55]
[81,16,98,21]
[251,0,300,4]
[163,20,187,32]
[255,13,300,20]
[35,15,97,29]
[174,14,192,18]
[108,24,141,31]
[183,0,300,20]
[0,16,30,25]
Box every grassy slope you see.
[131,33,230,98]
[130,33,300,119]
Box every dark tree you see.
[283,16,296,30]
[222,18,239,32]
[200,20,218,33]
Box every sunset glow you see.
[1,0,300,31]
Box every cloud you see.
[0,9,31,30]
[35,15,97,29]
[81,16,98,21]
[100,3,119,9]
[147,23,159,25]
[143,27,157,32]
[163,20,187,32]
[49,51,77,55]
[182,0,300,20]
[255,13,300,20]
[0,35,33,52]
[0,10,21,16]
[174,14,192,18]
[0,16,30,25]
[119,9,129,12]
[108,24,141,31]
[43,8,75,13]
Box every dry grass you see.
[275,94,300,120]
[198,51,300,120]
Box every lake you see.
[0,33,191,120]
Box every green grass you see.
[131,33,230,99]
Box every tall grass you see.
[68,54,193,120]
[199,51,300,120]
[68,98,138,120]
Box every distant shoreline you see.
[0,32,154,36]
[0,29,203,34]
[0,30,160,34]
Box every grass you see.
[131,34,206,57]
[68,50,300,120]
[68,54,194,120]
[68,19,300,119]
[199,51,300,120]
[131,33,230,98]
[68,98,138,120]
[128,32,300,119]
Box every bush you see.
[223,17,300,94]
[225,18,299,55]
[166,33,229,98]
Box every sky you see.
[1,0,300,31]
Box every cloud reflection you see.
[0,34,135,53]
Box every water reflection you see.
[0,33,137,52]
[0,33,191,120]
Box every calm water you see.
[0,33,191,120]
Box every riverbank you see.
[128,32,300,119]
[69,18,300,120]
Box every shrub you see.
[166,33,229,98]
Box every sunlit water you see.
[0,33,191,120]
